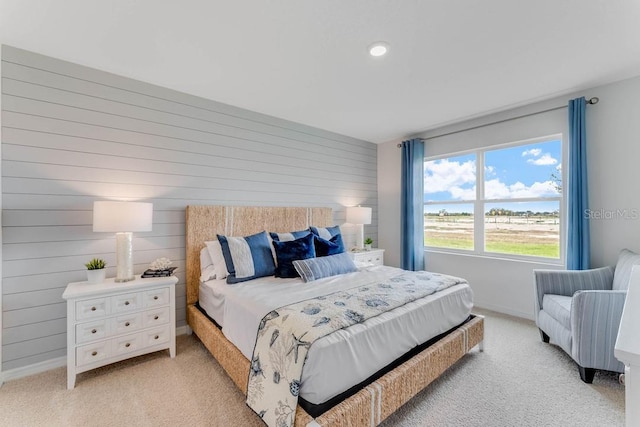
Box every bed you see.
[185,205,484,426]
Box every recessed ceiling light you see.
[368,42,389,57]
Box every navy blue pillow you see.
[314,234,345,257]
[272,233,316,278]
[217,231,276,284]
[269,229,311,242]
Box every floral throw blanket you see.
[246,270,467,427]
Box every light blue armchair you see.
[534,249,640,383]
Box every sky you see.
[424,139,562,214]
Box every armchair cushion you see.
[542,294,572,329]
[612,248,640,291]
[570,290,627,372]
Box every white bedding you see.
[199,265,473,405]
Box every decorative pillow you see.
[309,225,341,240]
[199,247,217,282]
[217,231,276,284]
[269,229,311,242]
[205,240,228,280]
[314,233,345,257]
[272,233,316,278]
[293,252,358,283]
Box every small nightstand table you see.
[62,275,178,389]
[348,248,385,266]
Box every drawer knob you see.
[153,296,159,300]
[125,343,131,348]
[91,351,98,356]
[154,335,159,340]
[154,315,159,320]
[124,301,130,306]
[125,322,130,327]
[91,329,97,334]
[91,306,97,311]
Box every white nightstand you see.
[62,275,178,389]
[348,248,385,266]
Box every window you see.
[424,153,476,250]
[424,136,563,261]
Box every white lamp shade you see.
[93,201,153,232]
[346,206,372,225]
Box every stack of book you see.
[141,267,178,278]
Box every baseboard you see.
[473,302,534,321]
[1,326,191,385]
[1,356,67,384]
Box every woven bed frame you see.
[185,205,484,426]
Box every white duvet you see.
[199,265,473,405]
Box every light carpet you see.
[0,309,624,427]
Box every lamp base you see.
[355,224,364,250]
[115,232,135,282]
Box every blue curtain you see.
[401,139,425,271]
[567,97,590,270]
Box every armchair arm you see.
[533,266,614,313]
[570,290,627,372]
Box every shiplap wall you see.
[0,45,377,372]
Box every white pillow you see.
[200,247,217,282]
[205,240,228,280]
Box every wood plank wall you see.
[0,45,378,372]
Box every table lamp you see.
[93,201,153,282]
[346,205,372,250]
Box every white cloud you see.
[450,186,477,200]
[556,163,562,171]
[522,148,542,157]
[424,159,475,198]
[527,153,558,166]
[485,179,559,199]
[484,165,496,177]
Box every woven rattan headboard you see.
[185,205,333,306]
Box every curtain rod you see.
[396,97,599,147]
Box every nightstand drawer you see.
[112,332,143,357]
[76,319,108,344]
[144,287,169,307]
[77,341,111,367]
[144,326,171,346]
[143,307,170,327]
[111,292,141,313]
[112,312,143,335]
[352,253,384,265]
[76,298,108,320]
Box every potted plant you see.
[85,258,106,284]
[364,237,373,251]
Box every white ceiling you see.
[2,0,640,144]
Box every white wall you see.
[379,74,640,319]
[0,45,378,374]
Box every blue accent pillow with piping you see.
[293,252,358,282]
[309,225,341,240]
[217,231,276,284]
[314,233,345,257]
[272,233,316,278]
[269,229,311,242]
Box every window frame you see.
[423,134,565,264]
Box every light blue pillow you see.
[217,231,276,284]
[269,229,311,242]
[309,225,341,241]
[293,252,358,283]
